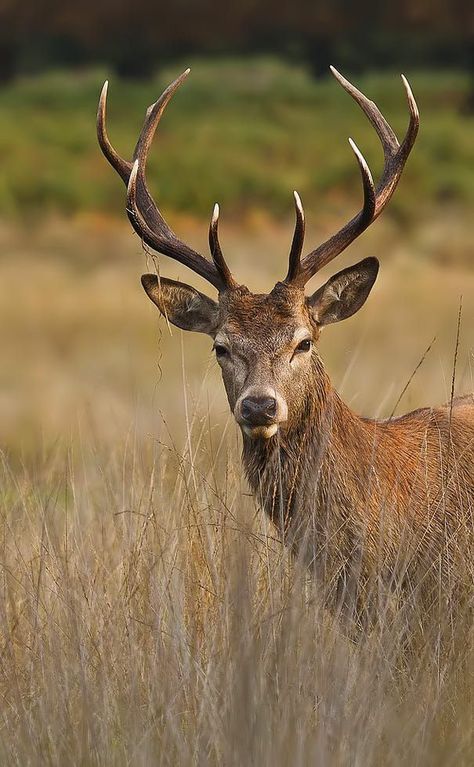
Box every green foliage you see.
[0,58,472,220]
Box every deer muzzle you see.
[235,390,288,439]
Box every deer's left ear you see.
[141,275,220,335]
[307,257,379,326]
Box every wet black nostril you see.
[241,396,277,425]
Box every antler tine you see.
[293,68,419,286]
[285,191,306,283]
[132,70,190,163]
[126,160,223,289]
[397,76,419,168]
[97,81,132,183]
[129,70,190,241]
[209,204,238,288]
[97,71,233,293]
[330,66,399,157]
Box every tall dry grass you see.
[1,419,473,765]
[0,218,473,764]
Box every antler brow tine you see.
[209,203,238,289]
[285,191,306,283]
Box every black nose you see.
[241,396,277,426]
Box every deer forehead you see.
[217,287,312,350]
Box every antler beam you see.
[97,70,235,293]
[286,67,419,287]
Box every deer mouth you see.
[241,423,279,440]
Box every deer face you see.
[213,284,310,439]
[142,257,378,439]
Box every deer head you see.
[98,68,419,440]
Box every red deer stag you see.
[98,68,473,615]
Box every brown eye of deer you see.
[295,339,312,353]
[214,344,229,358]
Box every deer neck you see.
[241,355,371,535]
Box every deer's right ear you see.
[141,275,219,336]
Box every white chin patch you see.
[242,423,279,440]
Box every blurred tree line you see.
[0,0,472,81]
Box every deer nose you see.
[241,396,277,425]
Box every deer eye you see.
[295,338,312,353]
[214,344,229,358]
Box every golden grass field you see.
[0,208,473,764]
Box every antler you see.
[286,67,419,287]
[285,191,306,283]
[97,69,235,292]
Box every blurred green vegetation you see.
[0,57,472,221]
